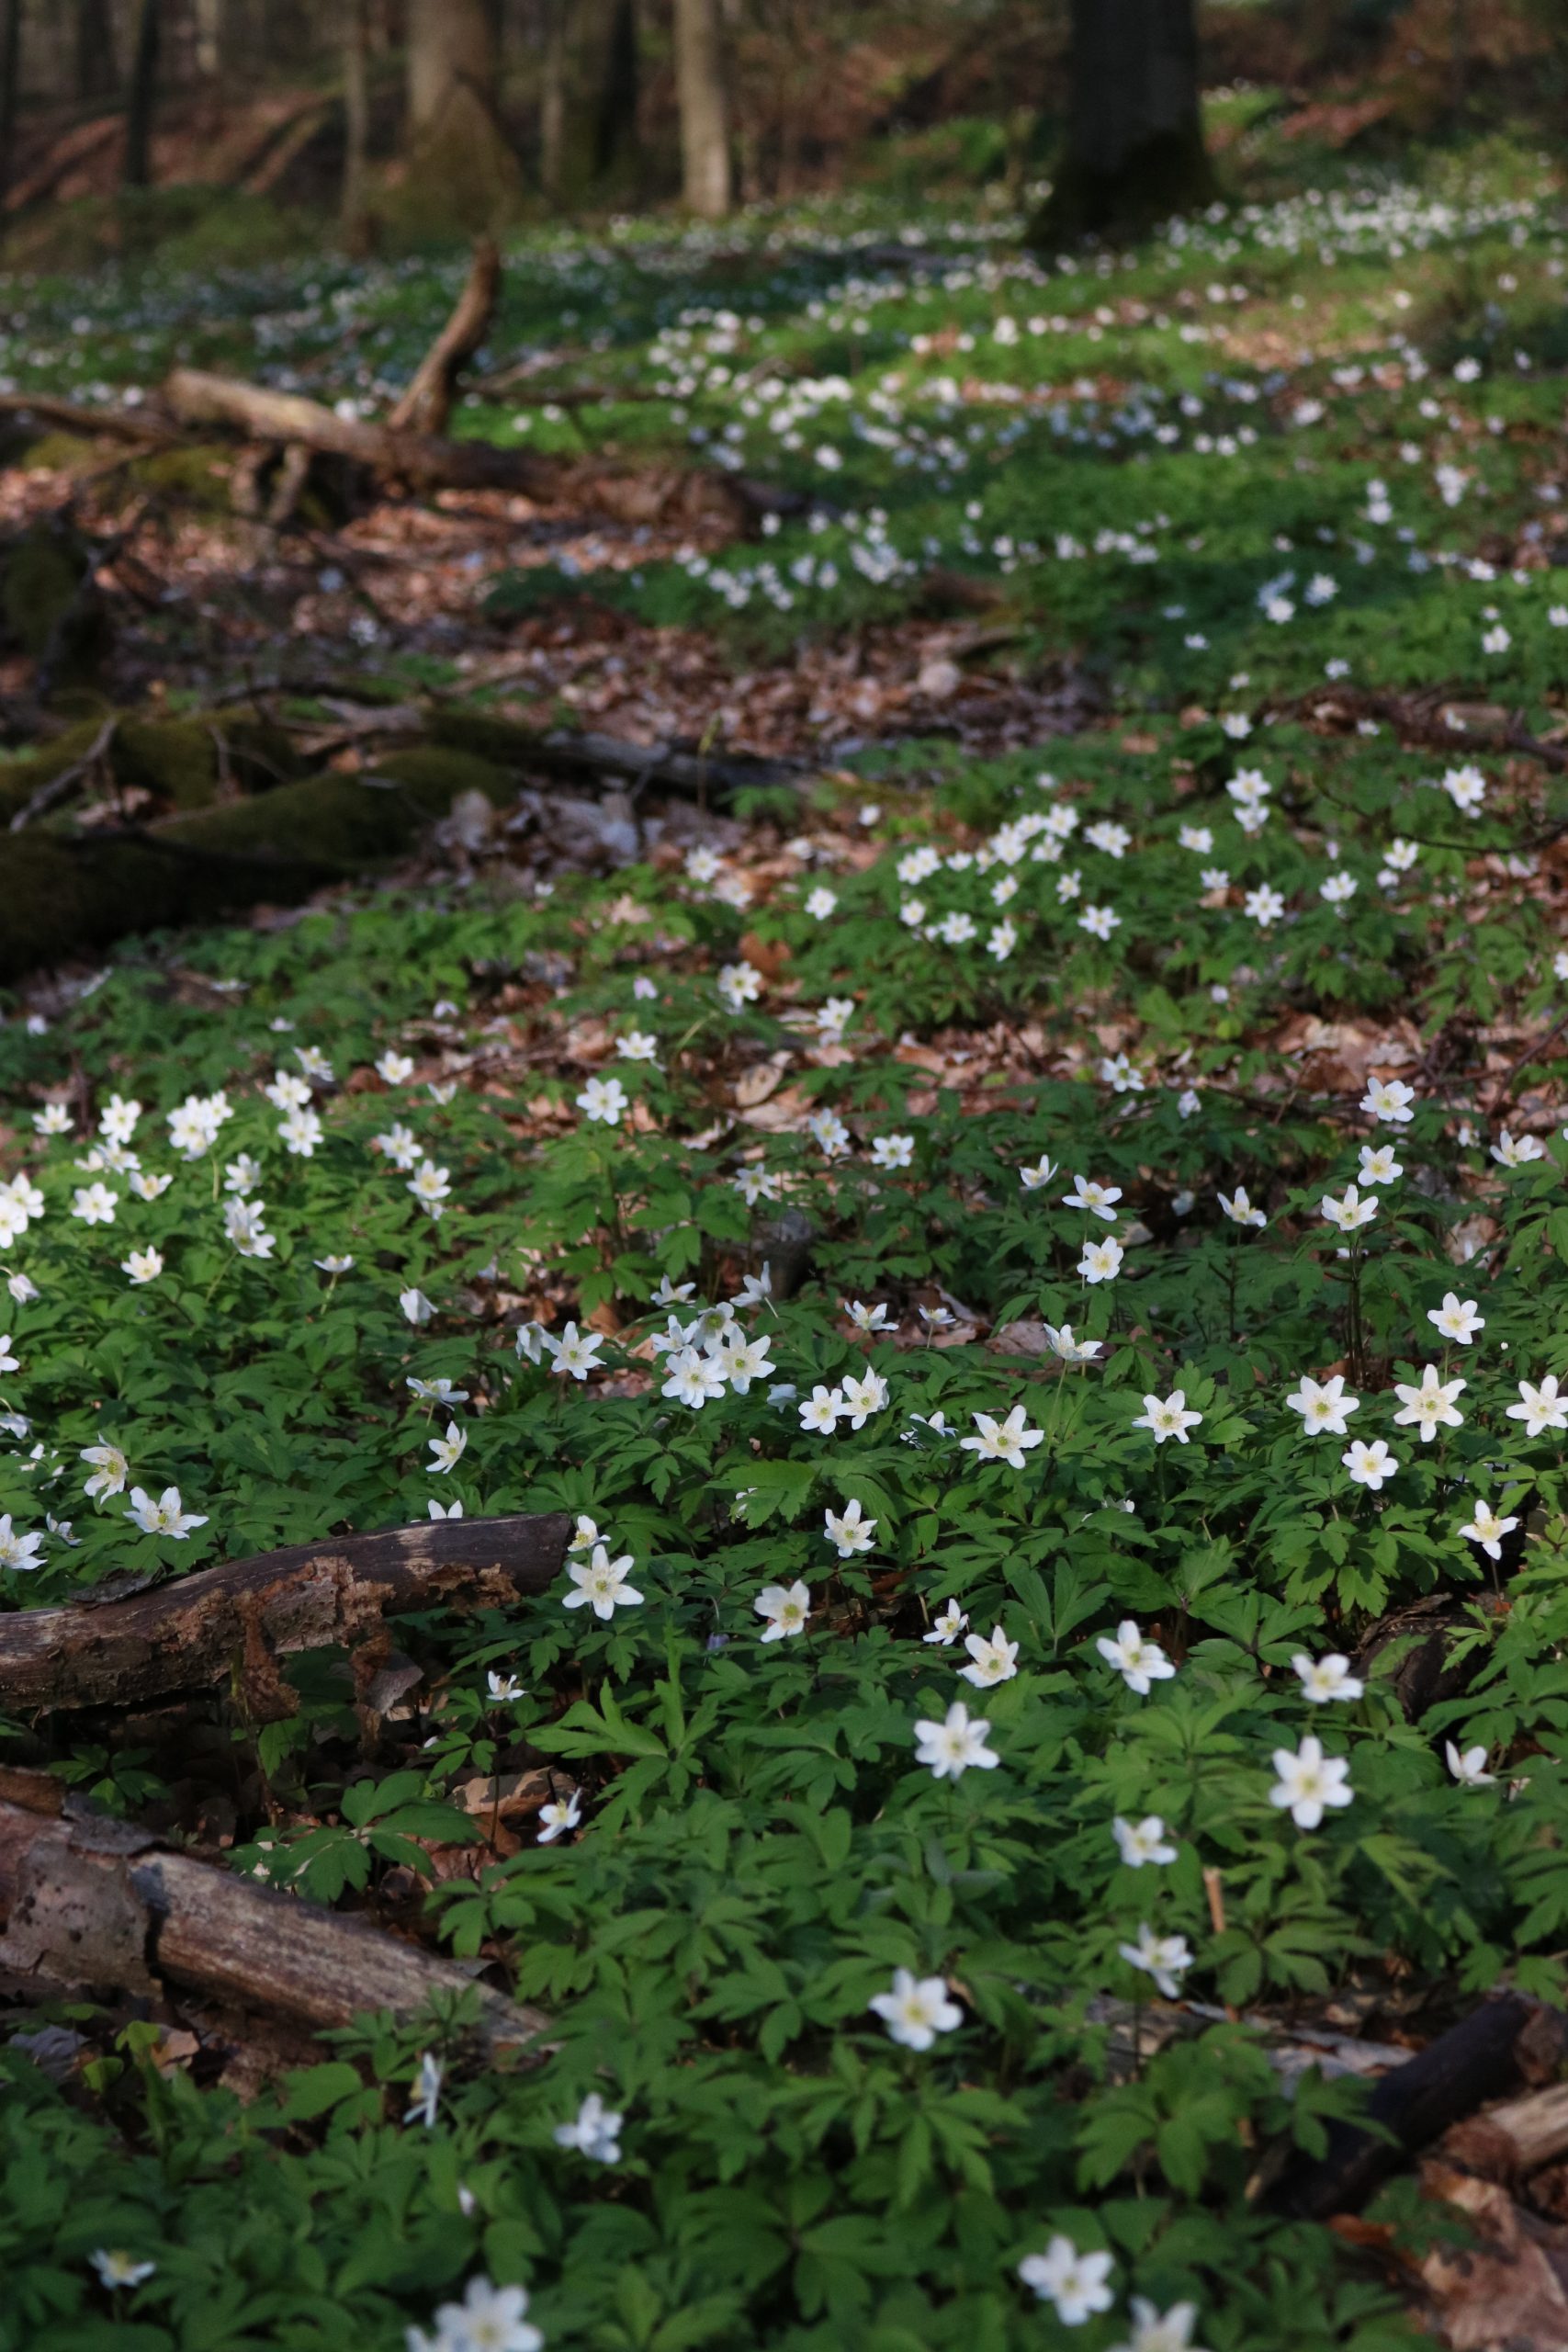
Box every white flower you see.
[485,1667,522,1701]
[1285,1374,1359,1437]
[1358,1144,1402,1184]
[1445,1740,1495,1788]
[404,2051,442,2129]
[0,1513,44,1571]
[1097,1619,1176,1695]
[868,1967,963,2051]
[410,2276,544,2352]
[1017,2236,1115,2326]
[1111,2300,1211,2352]
[959,1405,1043,1468]
[717,961,762,1009]
[1427,1292,1483,1344]
[661,1345,728,1408]
[913,1700,999,1780]
[1018,1153,1059,1191]
[1269,1735,1353,1829]
[1112,1815,1177,1868]
[616,1030,659,1063]
[223,1199,275,1260]
[120,1249,164,1284]
[427,1421,467,1475]
[1506,1375,1568,1438]
[1320,1184,1376,1234]
[90,2250,156,2290]
[1343,1437,1398,1489]
[870,1132,914,1170]
[429,1498,465,1521]
[1118,1920,1194,1998]
[376,1051,415,1085]
[959,1625,1019,1687]
[1218,1185,1266,1227]
[824,1498,876,1555]
[1292,1653,1365,1704]
[553,2091,622,2164]
[804,885,837,920]
[1043,1323,1100,1363]
[576,1075,628,1125]
[1360,1075,1416,1125]
[799,1384,846,1433]
[407,1160,452,1215]
[563,1544,643,1619]
[1078,903,1121,940]
[71,1182,118,1226]
[82,1440,130,1500]
[542,1322,604,1382]
[1133,1391,1202,1445]
[1458,1500,1518,1561]
[1063,1173,1122,1220]
[755,1579,811,1641]
[1078,1236,1124,1283]
[839,1368,889,1428]
[125,1486,208,1539]
[315,1254,355,1274]
[278,1106,323,1157]
[33,1101,72,1135]
[924,1600,969,1646]
[1393,1364,1466,1442]
[400,1287,436,1326]
[1493,1128,1548,1167]
[537,1789,583,1843]
[1243,884,1285,926]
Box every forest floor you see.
[6,120,1568,2352]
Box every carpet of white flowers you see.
[8,134,1568,2352]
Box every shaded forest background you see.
[0,0,1566,277]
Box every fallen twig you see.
[0,1511,571,1714]
[389,236,502,440]
[6,713,117,832]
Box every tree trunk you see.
[0,0,22,234]
[405,0,522,232]
[123,0,162,190]
[1030,0,1214,246]
[539,0,567,200]
[592,0,637,185]
[341,0,372,252]
[674,0,730,218]
[74,0,117,99]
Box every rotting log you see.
[1444,2080,1568,2178]
[1272,1993,1554,2218]
[0,1511,571,1714]
[0,1783,548,2052]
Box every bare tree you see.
[539,0,569,202]
[406,0,522,228]
[75,0,117,99]
[124,0,162,191]
[342,0,373,252]
[674,0,730,218]
[1031,0,1214,245]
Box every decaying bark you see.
[1444,2080,1568,2179]
[0,1781,548,2052]
[388,236,501,438]
[1274,1993,1553,2218]
[0,1512,571,1714]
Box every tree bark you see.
[341,0,373,254]
[0,1784,550,2052]
[0,0,23,233]
[193,0,222,76]
[1030,0,1215,246]
[74,0,118,101]
[539,0,568,200]
[405,0,523,231]
[123,0,162,190]
[674,0,730,218]
[0,1513,572,1715]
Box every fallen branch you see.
[7,712,117,831]
[1273,1993,1546,2219]
[0,389,179,446]
[0,1511,571,1714]
[0,1782,547,2052]
[1445,2080,1568,2178]
[437,716,808,808]
[389,236,502,439]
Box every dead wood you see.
[1444,2081,1568,2178]
[389,235,502,439]
[1273,1993,1554,2219]
[0,1510,571,1714]
[0,388,179,446]
[6,711,116,830]
[0,1785,548,2052]
[424,710,807,806]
